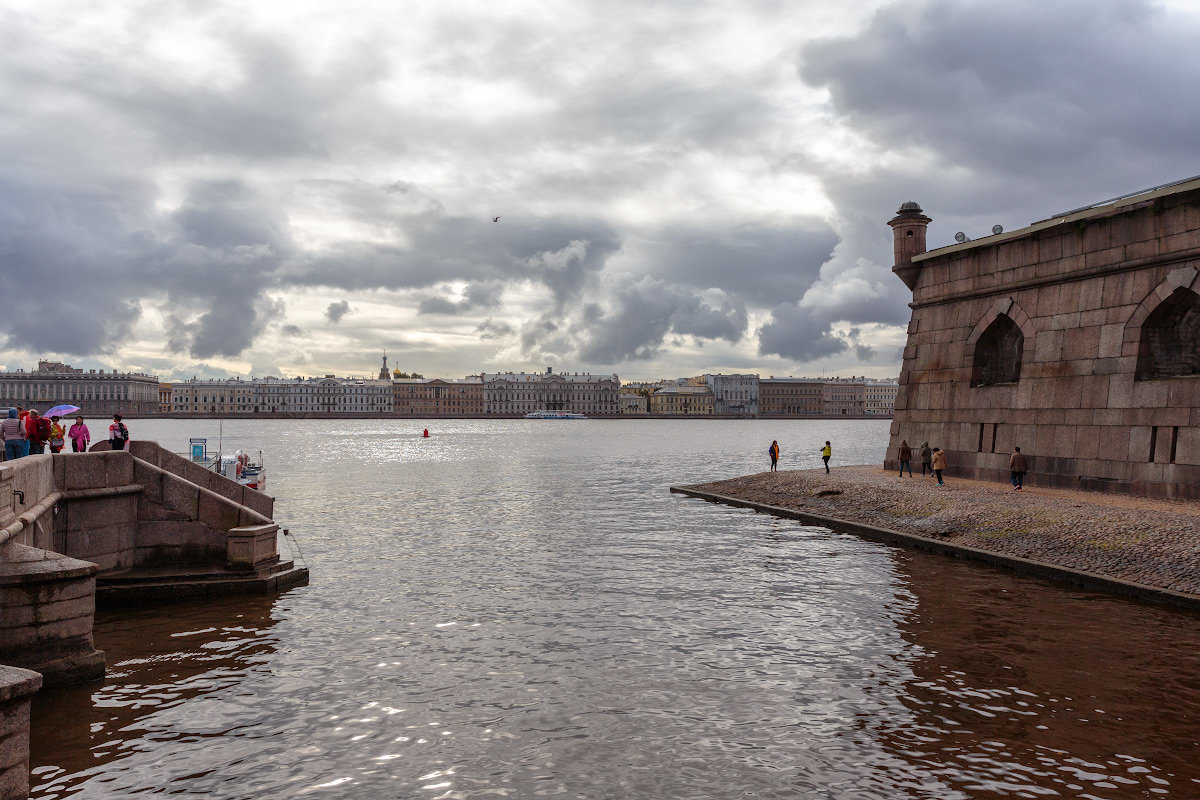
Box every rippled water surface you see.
[28,419,1200,798]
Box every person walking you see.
[1,408,26,460]
[48,416,66,453]
[919,442,932,477]
[26,410,49,455]
[931,447,947,486]
[897,439,913,477]
[108,414,129,451]
[768,440,780,472]
[820,441,832,473]
[1009,446,1028,490]
[69,416,91,452]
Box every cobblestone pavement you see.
[683,466,1200,596]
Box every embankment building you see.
[482,368,620,416]
[0,361,159,415]
[885,177,1200,498]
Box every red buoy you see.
[423,428,430,437]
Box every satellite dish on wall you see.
[954,232,969,243]
[992,224,1004,235]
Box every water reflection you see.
[29,596,281,798]
[26,420,1200,798]
[881,553,1200,798]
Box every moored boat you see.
[218,451,266,490]
[524,410,587,419]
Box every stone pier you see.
[0,544,103,687]
[0,441,308,799]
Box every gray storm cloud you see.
[2,0,1199,378]
[765,0,1200,360]
[564,277,748,364]
[418,281,505,316]
[326,300,351,323]
[800,0,1200,217]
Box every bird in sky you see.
[492,216,500,222]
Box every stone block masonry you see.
[0,544,104,687]
[0,667,40,800]
[885,178,1200,498]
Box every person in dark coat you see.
[768,440,780,472]
[108,414,129,451]
[897,440,913,477]
[1009,447,1028,490]
[919,442,933,477]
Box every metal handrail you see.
[0,490,63,548]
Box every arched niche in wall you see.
[1124,267,1200,380]
[1135,286,1200,380]
[964,297,1032,388]
[971,315,1024,386]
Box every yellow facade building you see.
[649,385,714,415]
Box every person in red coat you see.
[25,410,50,455]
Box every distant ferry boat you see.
[524,410,587,420]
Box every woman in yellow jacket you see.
[820,441,831,473]
[48,416,66,453]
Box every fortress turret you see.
[888,201,931,291]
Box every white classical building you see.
[482,367,620,416]
[705,373,760,416]
[336,379,393,413]
[168,376,391,414]
[171,378,256,414]
[0,361,161,415]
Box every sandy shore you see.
[681,466,1200,597]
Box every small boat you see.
[187,428,266,490]
[217,450,267,490]
[524,410,587,419]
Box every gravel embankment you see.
[683,466,1200,596]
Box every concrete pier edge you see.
[669,484,1200,613]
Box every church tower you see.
[888,201,931,291]
[379,353,389,380]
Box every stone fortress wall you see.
[885,177,1200,498]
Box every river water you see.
[26,418,1200,799]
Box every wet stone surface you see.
[688,466,1200,595]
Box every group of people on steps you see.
[1,409,130,461]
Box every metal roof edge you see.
[913,175,1200,263]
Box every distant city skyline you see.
[4,1,1199,383]
[0,357,895,385]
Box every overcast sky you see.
[3,0,1198,382]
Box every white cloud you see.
[2,0,1197,381]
